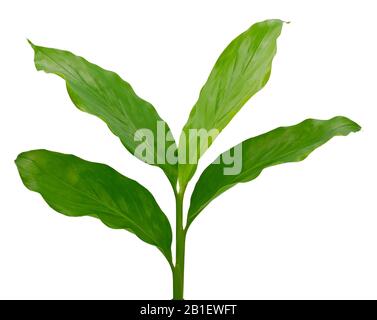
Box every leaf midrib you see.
[190,123,356,220]
[37,49,143,145]
[26,157,159,247]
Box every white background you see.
[0,0,376,299]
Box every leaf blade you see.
[29,41,177,187]
[15,149,173,263]
[187,116,361,226]
[178,19,285,188]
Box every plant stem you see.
[173,190,186,300]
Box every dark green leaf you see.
[15,150,173,263]
[29,41,177,187]
[187,116,361,227]
[178,20,284,189]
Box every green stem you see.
[173,189,186,300]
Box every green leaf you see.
[28,41,177,187]
[187,116,361,227]
[15,150,173,263]
[178,19,285,189]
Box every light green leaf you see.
[187,116,361,227]
[178,19,284,189]
[29,41,177,187]
[15,150,173,263]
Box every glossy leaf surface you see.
[188,116,361,226]
[15,150,173,262]
[29,41,177,186]
[178,19,284,188]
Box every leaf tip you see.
[267,19,290,25]
[15,152,24,165]
[14,152,29,170]
[354,122,362,132]
[27,39,36,49]
[337,116,362,133]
